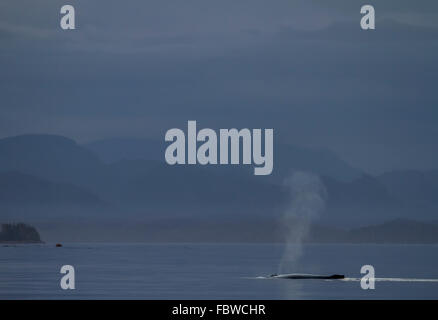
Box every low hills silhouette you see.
[1,134,437,242]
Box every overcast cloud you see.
[1,0,438,173]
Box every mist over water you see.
[279,172,327,274]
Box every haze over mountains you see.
[1,134,437,242]
[0,171,101,206]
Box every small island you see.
[0,223,43,243]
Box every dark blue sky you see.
[1,0,437,173]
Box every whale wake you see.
[254,273,438,282]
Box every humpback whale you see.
[269,273,345,280]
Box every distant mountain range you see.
[0,134,104,187]
[378,170,438,207]
[33,218,438,244]
[0,171,101,206]
[86,138,164,163]
[0,134,437,239]
[86,137,362,182]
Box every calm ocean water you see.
[1,243,438,299]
